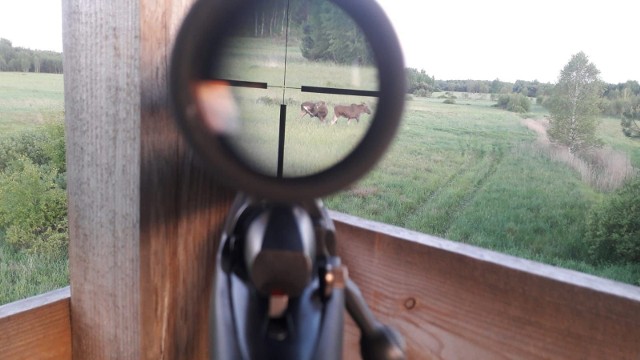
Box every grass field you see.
[2,41,640,304]
[0,72,64,135]
[326,97,640,284]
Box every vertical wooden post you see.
[63,0,234,358]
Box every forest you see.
[0,38,63,74]
[236,0,372,65]
[405,67,640,131]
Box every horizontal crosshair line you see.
[300,86,379,97]
[215,79,379,97]
[220,79,268,89]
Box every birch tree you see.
[547,52,604,153]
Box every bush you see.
[0,155,68,256]
[414,89,431,98]
[586,177,640,264]
[0,130,49,171]
[443,98,456,104]
[0,121,68,257]
[0,119,66,173]
[495,93,531,113]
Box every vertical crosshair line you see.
[282,0,291,103]
[277,0,291,178]
[277,104,287,178]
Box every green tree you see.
[621,96,640,137]
[490,78,503,94]
[547,52,604,153]
[300,0,372,64]
[406,68,435,95]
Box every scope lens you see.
[192,0,379,178]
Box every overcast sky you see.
[0,0,62,52]
[1,0,638,84]
[376,0,640,84]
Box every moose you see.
[298,101,329,122]
[332,102,371,125]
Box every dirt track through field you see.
[520,117,635,191]
[522,118,549,142]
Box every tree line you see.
[406,70,554,99]
[237,0,372,65]
[406,66,640,130]
[0,38,63,74]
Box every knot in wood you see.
[404,297,416,310]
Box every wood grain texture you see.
[138,1,234,358]
[0,287,71,360]
[332,211,640,360]
[63,0,142,358]
[64,0,234,358]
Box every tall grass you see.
[0,233,68,305]
[522,118,637,191]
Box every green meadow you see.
[0,72,64,134]
[2,38,640,304]
[327,98,639,285]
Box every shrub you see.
[443,98,456,104]
[586,177,640,264]
[414,88,431,98]
[0,130,49,171]
[495,93,531,113]
[0,155,68,256]
[0,121,68,257]
[256,96,279,106]
[0,119,66,173]
[42,120,66,173]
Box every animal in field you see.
[332,103,371,125]
[299,101,328,122]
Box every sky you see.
[1,0,639,84]
[0,0,62,52]
[376,0,640,84]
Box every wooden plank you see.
[63,0,143,358]
[64,0,234,358]
[333,211,640,360]
[138,0,235,358]
[0,287,71,360]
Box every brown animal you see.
[332,103,371,125]
[299,101,328,122]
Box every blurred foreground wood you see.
[2,212,640,359]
